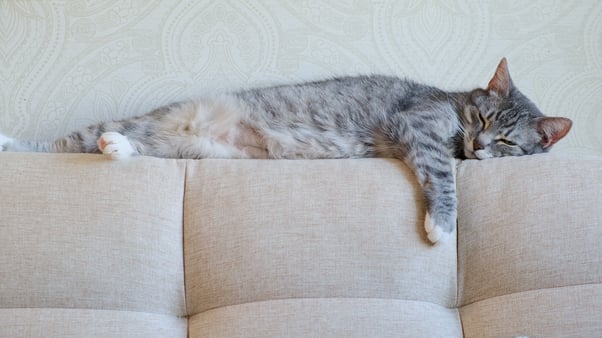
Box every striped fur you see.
[0,59,572,244]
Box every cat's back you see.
[237,74,415,106]
[233,74,438,127]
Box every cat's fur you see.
[0,58,572,244]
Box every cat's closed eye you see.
[496,138,517,146]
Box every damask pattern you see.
[0,0,600,155]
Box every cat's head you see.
[462,58,572,160]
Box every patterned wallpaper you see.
[1,0,600,155]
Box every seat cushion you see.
[189,298,461,338]
[0,309,187,338]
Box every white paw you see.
[97,132,135,160]
[0,133,14,152]
[424,212,452,244]
[427,225,451,244]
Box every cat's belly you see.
[218,123,269,159]
[256,127,370,159]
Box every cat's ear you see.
[487,58,513,97]
[536,117,572,148]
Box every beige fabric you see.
[2,152,599,336]
[189,298,463,338]
[457,154,602,306]
[0,153,187,315]
[184,159,458,316]
[457,154,602,337]
[461,284,602,338]
[0,308,187,338]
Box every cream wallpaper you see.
[1,0,600,155]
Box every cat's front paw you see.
[97,132,135,160]
[0,133,14,152]
[424,212,454,244]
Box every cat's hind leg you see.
[97,132,138,160]
[0,132,55,153]
[1,128,126,155]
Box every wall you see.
[1,0,600,155]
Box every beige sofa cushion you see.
[0,309,187,338]
[457,154,602,338]
[189,298,461,337]
[0,154,187,337]
[184,159,460,337]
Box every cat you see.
[0,58,572,244]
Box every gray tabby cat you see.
[0,58,572,244]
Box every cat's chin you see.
[464,149,493,160]
[474,150,493,160]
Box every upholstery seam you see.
[0,307,188,318]
[188,296,458,318]
[459,281,602,308]
[455,160,464,337]
[455,160,462,308]
[182,159,189,319]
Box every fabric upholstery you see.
[183,159,458,325]
[0,309,187,338]
[1,152,600,337]
[457,154,602,337]
[460,284,602,338]
[189,298,462,338]
[0,153,187,317]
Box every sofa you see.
[0,152,600,337]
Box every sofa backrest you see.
[1,153,600,337]
[457,155,602,338]
[0,153,188,337]
[183,159,460,337]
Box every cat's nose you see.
[473,139,483,151]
